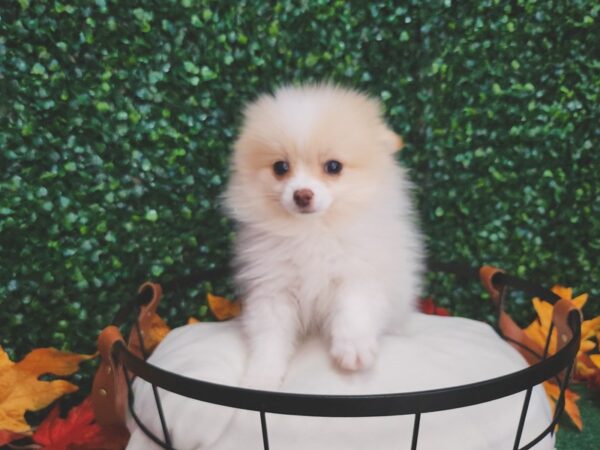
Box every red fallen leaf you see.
[419,297,451,316]
[32,397,129,450]
[0,429,26,446]
[68,424,129,450]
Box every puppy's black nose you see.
[293,189,314,208]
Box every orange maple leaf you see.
[0,346,95,433]
[143,313,171,354]
[33,397,129,450]
[207,293,241,321]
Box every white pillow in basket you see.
[126,314,554,450]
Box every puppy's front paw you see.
[330,336,378,371]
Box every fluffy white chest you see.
[236,226,368,330]
[282,234,346,330]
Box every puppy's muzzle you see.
[293,189,314,208]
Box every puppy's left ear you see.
[380,128,404,153]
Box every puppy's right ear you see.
[380,128,404,153]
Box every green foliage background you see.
[1,0,598,363]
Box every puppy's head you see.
[224,84,404,230]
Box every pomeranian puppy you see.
[224,84,424,388]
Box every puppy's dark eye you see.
[273,160,290,176]
[324,160,343,175]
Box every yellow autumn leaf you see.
[0,346,95,433]
[187,317,200,324]
[580,340,595,352]
[543,381,582,431]
[532,298,553,329]
[207,293,241,321]
[550,286,588,310]
[524,320,556,355]
[576,359,597,378]
[527,286,600,381]
[581,316,600,342]
[523,285,600,430]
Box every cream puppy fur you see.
[224,84,424,387]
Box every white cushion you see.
[127,314,554,450]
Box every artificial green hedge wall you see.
[1,0,599,359]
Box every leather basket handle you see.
[91,325,127,426]
[92,282,164,427]
[479,265,504,304]
[128,282,163,358]
[479,265,542,366]
[552,298,582,354]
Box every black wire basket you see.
[93,263,582,450]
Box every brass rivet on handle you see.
[99,388,108,397]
